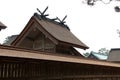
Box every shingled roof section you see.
[0,21,6,30]
[34,13,89,49]
[11,13,89,50]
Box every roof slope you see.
[107,48,120,62]
[0,45,120,68]
[11,13,89,50]
[35,16,88,49]
[0,21,6,30]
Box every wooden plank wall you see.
[0,59,120,80]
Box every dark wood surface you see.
[0,57,120,80]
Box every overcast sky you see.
[0,0,120,53]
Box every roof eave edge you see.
[58,41,89,50]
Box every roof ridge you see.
[34,13,70,30]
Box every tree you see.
[83,0,120,12]
[98,48,110,56]
[3,35,18,45]
[83,48,110,57]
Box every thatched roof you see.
[12,13,89,50]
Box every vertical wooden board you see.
[5,63,9,78]
[2,63,5,78]
[0,63,2,78]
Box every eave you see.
[0,45,120,68]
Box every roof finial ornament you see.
[37,6,49,18]
[57,15,67,24]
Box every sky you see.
[0,0,120,53]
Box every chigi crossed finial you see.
[36,6,68,28]
[57,15,67,24]
[37,6,49,18]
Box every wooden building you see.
[1,9,120,80]
[11,13,88,56]
[1,45,120,80]
[107,48,120,62]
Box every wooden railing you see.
[0,61,120,80]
